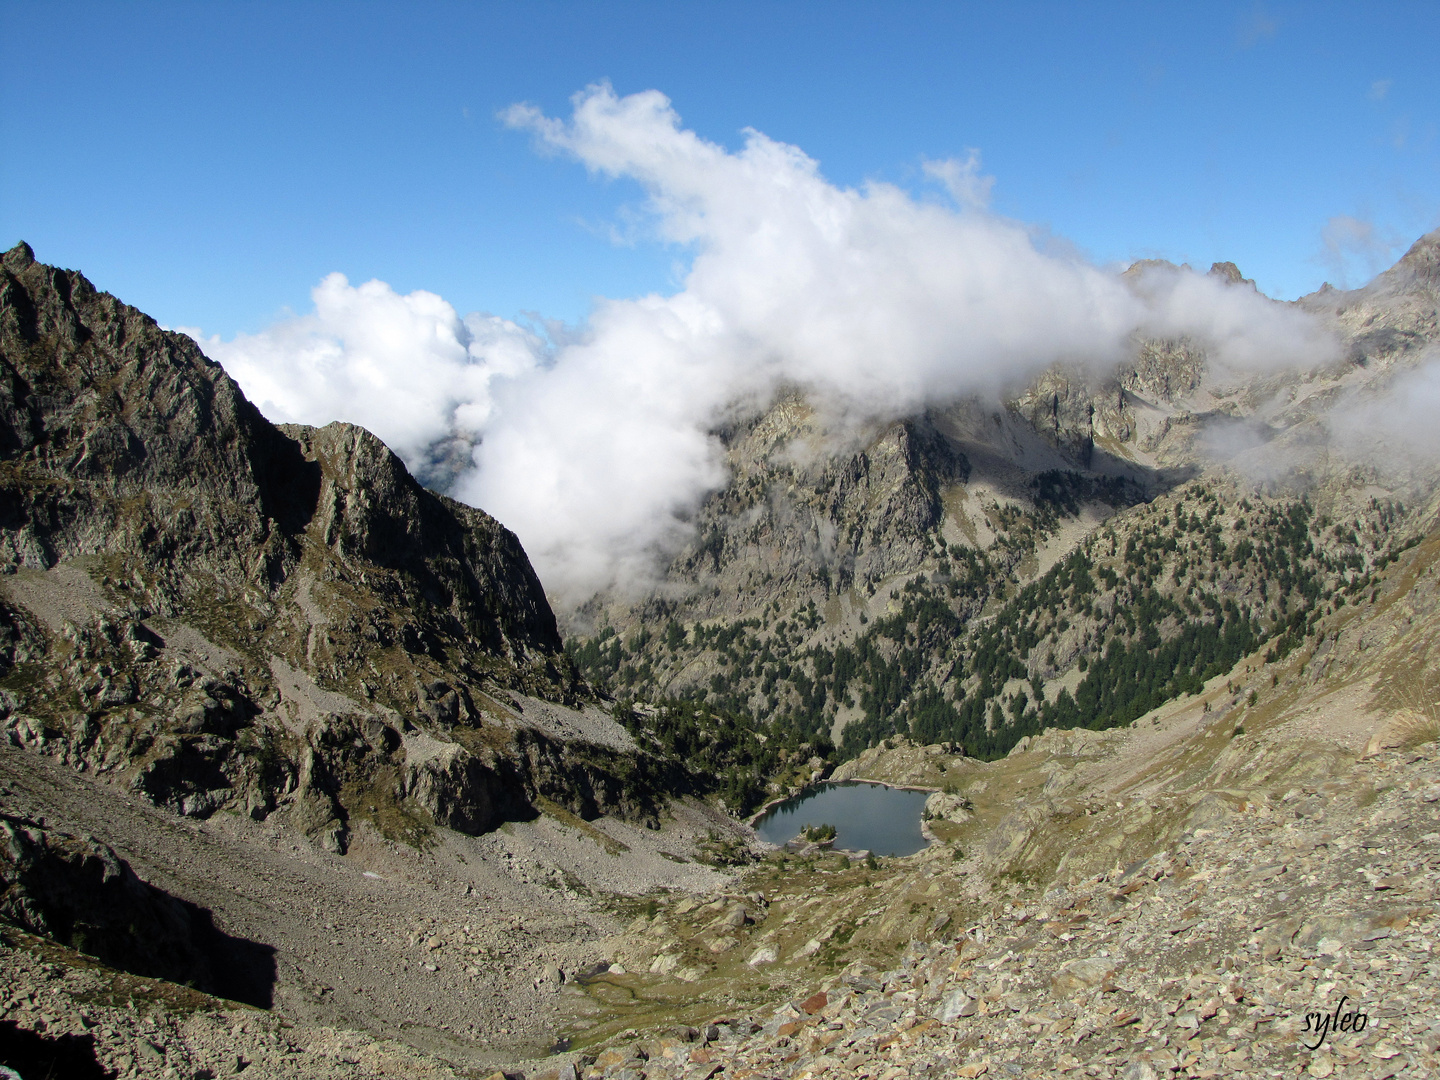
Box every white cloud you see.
[202,83,1340,606]
[1368,78,1393,102]
[1331,352,1440,473]
[922,151,995,210]
[1318,214,1405,288]
[187,274,542,490]
[1124,261,1336,373]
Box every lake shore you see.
[745,776,942,828]
[747,779,935,856]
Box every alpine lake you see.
[753,780,930,856]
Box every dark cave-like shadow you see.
[1,811,276,1010]
[0,1020,113,1080]
[188,903,277,1010]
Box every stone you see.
[924,792,973,824]
[934,988,976,1023]
[747,946,778,966]
[1052,957,1118,996]
[800,991,828,1015]
[593,1048,628,1070]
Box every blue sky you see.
[3,1,1437,338]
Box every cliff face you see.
[569,235,1440,775]
[638,397,971,621]
[0,241,561,663]
[0,242,653,851]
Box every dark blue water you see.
[754,781,930,856]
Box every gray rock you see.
[0,243,668,846]
[934,988,976,1023]
[1052,956,1118,995]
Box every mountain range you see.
[0,232,1437,1079]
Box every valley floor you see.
[2,728,1437,1079]
[0,744,740,1077]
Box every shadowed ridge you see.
[0,241,563,667]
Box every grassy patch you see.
[337,768,435,849]
[535,795,630,855]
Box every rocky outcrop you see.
[0,242,662,854]
[279,420,562,664]
[0,240,561,666]
[1010,365,1140,463]
[670,400,971,613]
[1300,226,1440,365]
[575,395,972,646]
[1122,337,1207,404]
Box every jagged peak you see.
[2,241,35,271]
[1122,257,1184,279]
[1391,224,1440,284]
[1207,260,1257,290]
[1121,257,1258,293]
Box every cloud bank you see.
[194,84,1339,606]
[191,276,542,490]
[1331,352,1440,474]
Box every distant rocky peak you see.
[1121,255,1257,293]
[1122,257,1185,279]
[1391,225,1440,287]
[1207,261,1257,290]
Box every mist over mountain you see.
[551,225,1440,774]
[195,85,1343,608]
[2,224,1439,1080]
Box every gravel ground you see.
[589,742,1439,1080]
[0,744,756,1076]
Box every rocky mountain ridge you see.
[0,239,694,857]
[2,234,1439,1080]
[568,230,1440,785]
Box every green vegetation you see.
[612,697,832,816]
[569,482,1411,778]
[694,829,758,867]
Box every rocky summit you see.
[1,235,1439,1080]
[0,239,693,846]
